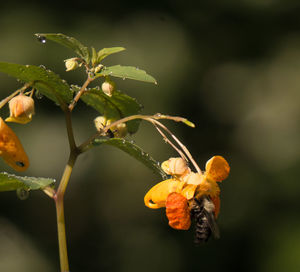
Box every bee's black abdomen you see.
[191,198,212,244]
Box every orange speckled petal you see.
[166,192,191,230]
[144,179,182,209]
[205,156,230,182]
[0,118,29,171]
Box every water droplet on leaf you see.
[16,188,30,200]
[37,35,46,44]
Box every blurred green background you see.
[1,1,300,271]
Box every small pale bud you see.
[64,58,79,71]
[161,157,189,176]
[6,94,35,124]
[101,80,115,97]
[94,116,107,131]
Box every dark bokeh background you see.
[1,1,300,271]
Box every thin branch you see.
[64,108,77,152]
[68,77,93,112]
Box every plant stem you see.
[54,151,77,272]
[69,77,93,112]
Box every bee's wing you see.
[202,196,220,239]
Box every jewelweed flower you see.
[5,94,35,124]
[0,117,29,171]
[144,156,229,234]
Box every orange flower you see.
[144,156,230,232]
[0,117,29,171]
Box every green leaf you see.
[35,33,91,63]
[0,172,55,192]
[97,47,125,63]
[0,62,72,104]
[91,47,98,66]
[92,138,167,179]
[97,65,157,84]
[79,87,142,134]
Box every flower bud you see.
[111,122,127,138]
[64,58,78,71]
[161,157,190,177]
[5,94,35,124]
[101,80,115,97]
[95,64,104,73]
[94,116,107,131]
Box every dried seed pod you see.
[6,94,35,124]
[166,192,191,230]
[0,118,29,171]
[161,157,190,177]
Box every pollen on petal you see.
[205,156,230,182]
[166,192,191,230]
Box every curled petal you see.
[205,156,230,182]
[144,179,182,209]
[166,192,191,230]
[0,118,29,171]
[180,184,198,200]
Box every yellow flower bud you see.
[101,80,115,97]
[64,58,79,71]
[5,94,35,124]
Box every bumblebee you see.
[190,195,220,244]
